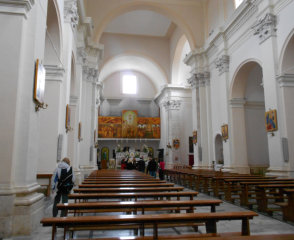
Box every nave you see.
[34,169,294,240]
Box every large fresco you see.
[98,116,122,138]
[98,111,160,139]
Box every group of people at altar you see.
[120,157,165,180]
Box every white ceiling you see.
[104,10,172,37]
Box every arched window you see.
[235,0,244,8]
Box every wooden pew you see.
[41,211,258,240]
[69,191,199,202]
[255,184,294,213]
[36,173,53,196]
[57,199,222,215]
[78,183,174,188]
[73,233,294,240]
[73,186,184,193]
[275,189,294,221]
[83,180,166,184]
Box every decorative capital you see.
[187,72,210,88]
[252,13,277,44]
[215,55,230,75]
[162,99,181,111]
[77,47,87,65]
[64,0,79,29]
[83,66,98,83]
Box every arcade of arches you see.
[1,0,294,238]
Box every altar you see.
[115,146,150,168]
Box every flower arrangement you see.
[141,144,149,153]
[115,144,122,152]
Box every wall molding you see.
[0,0,35,18]
[276,74,294,87]
[45,65,65,82]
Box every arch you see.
[214,134,224,165]
[279,29,294,74]
[93,1,197,49]
[230,60,269,172]
[99,53,168,93]
[171,35,191,85]
[44,0,62,65]
[229,58,262,99]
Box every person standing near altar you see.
[147,158,157,178]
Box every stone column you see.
[215,54,235,172]
[252,13,284,175]
[276,74,294,177]
[0,1,48,237]
[162,98,182,168]
[187,75,200,169]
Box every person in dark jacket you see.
[51,157,75,217]
[137,157,146,173]
[147,158,157,178]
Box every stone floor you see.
[11,185,294,240]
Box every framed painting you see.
[193,130,197,144]
[65,104,71,131]
[101,147,109,161]
[173,138,180,149]
[94,129,96,142]
[221,124,228,141]
[265,109,278,132]
[33,58,46,105]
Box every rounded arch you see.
[94,1,197,49]
[99,53,168,93]
[171,35,191,85]
[229,59,262,99]
[214,134,224,165]
[279,29,294,74]
[44,0,62,65]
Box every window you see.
[235,0,244,8]
[122,74,137,94]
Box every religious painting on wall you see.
[122,110,138,138]
[192,131,197,144]
[173,138,180,149]
[137,117,160,138]
[265,109,278,132]
[221,124,228,141]
[101,147,109,161]
[65,104,71,133]
[33,59,46,105]
[98,116,122,138]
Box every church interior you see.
[1,0,294,239]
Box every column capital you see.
[187,72,210,88]
[252,13,277,44]
[64,0,79,30]
[83,66,98,84]
[162,98,181,111]
[0,0,35,18]
[215,55,230,75]
[276,74,294,88]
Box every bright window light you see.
[122,74,137,94]
[235,0,244,8]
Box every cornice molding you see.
[44,65,65,82]
[252,13,277,44]
[0,0,35,18]
[276,74,294,87]
[229,98,246,108]
[70,95,79,105]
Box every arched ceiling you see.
[99,54,168,92]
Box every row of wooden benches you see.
[41,169,294,240]
[164,168,294,221]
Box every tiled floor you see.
[12,186,294,240]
